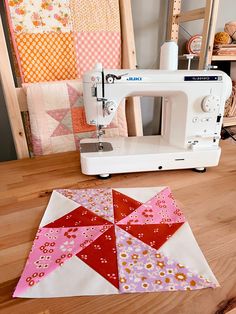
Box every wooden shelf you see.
[179,55,236,62]
[212,55,236,61]
[223,116,236,127]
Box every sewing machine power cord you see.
[222,127,236,142]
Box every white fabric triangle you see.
[19,256,119,298]
[159,222,219,286]
[40,191,80,227]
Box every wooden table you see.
[0,140,236,314]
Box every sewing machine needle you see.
[97,125,103,151]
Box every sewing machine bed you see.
[80,136,221,175]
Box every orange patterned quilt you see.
[5,0,121,83]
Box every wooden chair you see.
[0,0,143,159]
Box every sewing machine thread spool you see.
[160,41,178,70]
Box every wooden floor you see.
[0,140,235,314]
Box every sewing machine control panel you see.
[188,91,224,149]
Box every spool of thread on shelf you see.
[160,41,178,70]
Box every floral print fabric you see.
[116,226,215,293]
[118,187,185,225]
[14,223,110,296]
[6,0,72,33]
[57,188,114,222]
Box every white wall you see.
[131,0,168,134]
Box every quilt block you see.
[26,81,127,155]
[13,187,219,297]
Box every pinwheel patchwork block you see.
[13,187,219,298]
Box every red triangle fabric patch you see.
[112,189,142,223]
[76,226,119,289]
[118,223,184,250]
[44,206,112,228]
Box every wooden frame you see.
[198,0,219,70]
[0,0,143,159]
[120,0,143,137]
[0,15,29,159]
[167,0,219,70]
[223,116,236,127]
[166,0,181,42]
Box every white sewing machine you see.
[80,63,231,178]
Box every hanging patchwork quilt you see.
[13,187,219,297]
[4,0,121,83]
[4,0,126,156]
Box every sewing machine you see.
[80,63,232,178]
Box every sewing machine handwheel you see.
[98,174,112,180]
[193,167,206,173]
